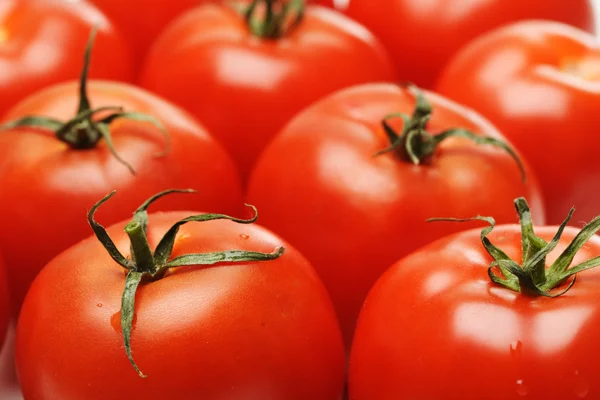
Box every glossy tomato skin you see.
[0,0,134,117]
[318,0,595,88]
[16,212,345,399]
[246,83,544,349]
[0,81,243,315]
[0,257,8,351]
[139,3,396,183]
[349,225,600,399]
[437,21,600,225]
[90,0,210,65]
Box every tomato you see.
[0,34,243,315]
[0,257,8,351]
[16,190,345,399]
[437,21,600,225]
[318,0,595,88]
[0,0,134,118]
[139,0,396,183]
[349,197,600,399]
[90,0,210,66]
[247,82,544,348]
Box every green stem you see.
[428,197,600,297]
[124,222,155,273]
[243,0,305,38]
[0,27,170,174]
[88,189,285,378]
[374,83,526,182]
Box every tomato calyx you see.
[0,28,170,175]
[88,189,285,378]
[431,197,600,297]
[236,0,305,38]
[374,83,526,182]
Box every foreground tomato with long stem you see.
[0,31,243,315]
[247,82,543,349]
[0,0,134,117]
[16,190,345,399]
[350,198,600,399]
[318,0,595,88]
[437,21,600,225]
[140,0,396,183]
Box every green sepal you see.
[374,83,526,182]
[430,197,600,297]
[89,189,285,378]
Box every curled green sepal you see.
[243,0,305,38]
[0,27,171,174]
[374,83,526,182]
[87,189,285,378]
[121,271,146,378]
[428,197,600,297]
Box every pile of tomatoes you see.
[1,0,600,399]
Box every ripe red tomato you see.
[318,0,595,88]
[0,0,134,117]
[0,257,8,351]
[0,37,243,315]
[16,191,345,399]
[139,1,396,183]
[350,198,600,399]
[247,82,544,348]
[90,0,210,65]
[437,21,600,225]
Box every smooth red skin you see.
[437,21,600,225]
[0,0,134,118]
[0,258,8,351]
[247,83,544,349]
[350,225,600,399]
[16,212,345,399]
[0,81,243,315]
[317,0,595,88]
[90,0,211,66]
[139,3,396,183]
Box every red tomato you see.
[350,198,600,399]
[139,1,396,183]
[16,191,345,399]
[247,82,544,348]
[0,258,8,351]
[437,21,600,225]
[90,0,210,65]
[0,37,243,315]
[0,0,134,117]
[318,0,595,88]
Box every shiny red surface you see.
[0,81,243,314]
[247,83,544,349]
[16,212,345,399]
[139,3,396,183]
[438,20,600,224]
[0,0,134,117]
[350,224,600,399]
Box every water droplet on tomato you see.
[96,303,103,308]
[574,371,590,398]
[240,234,249,240]
[111,312,121,332]
[515,379,528,396]
[111,311,137,334]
